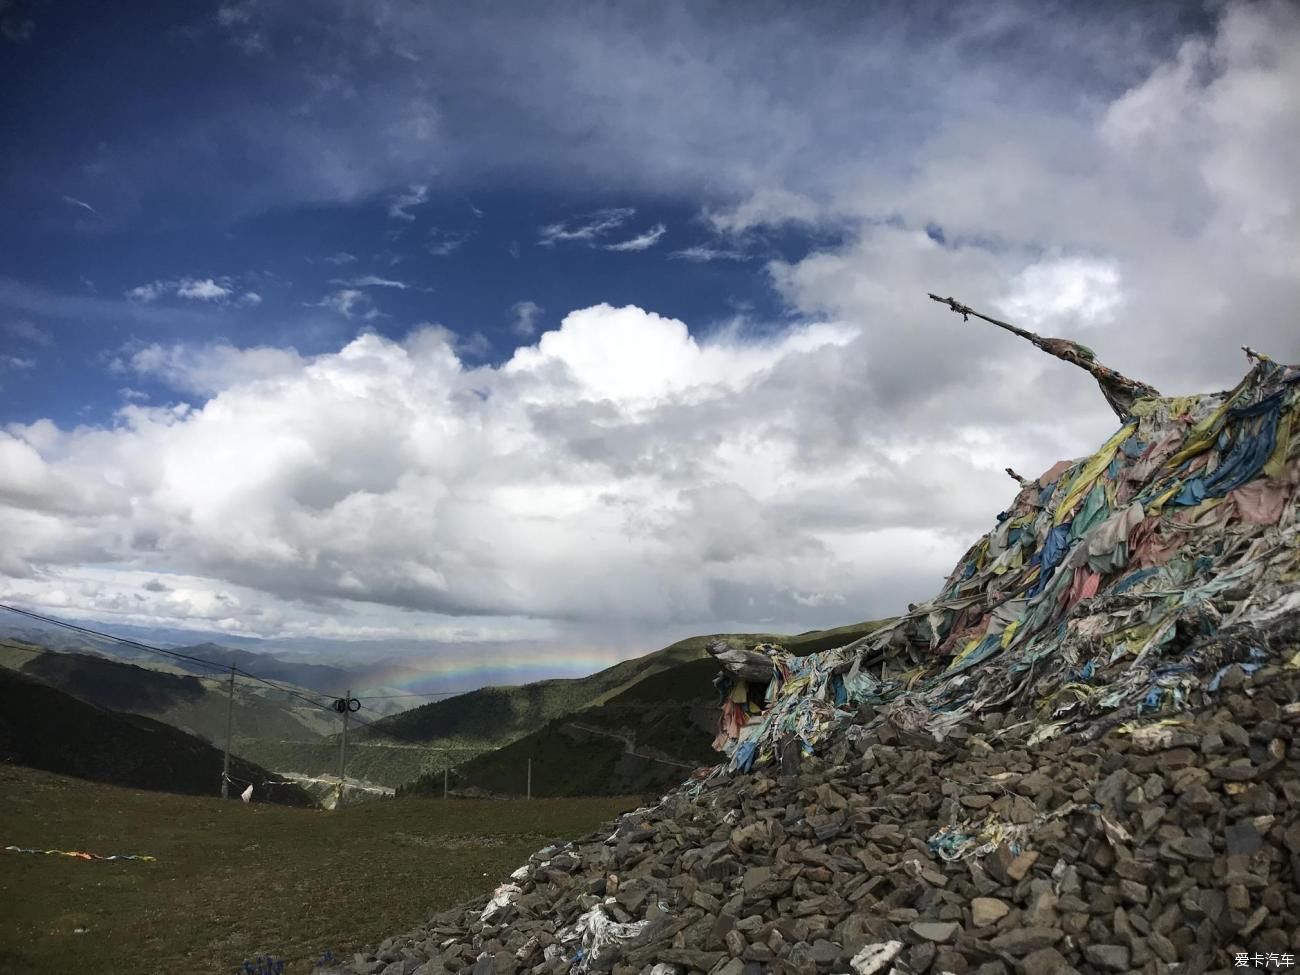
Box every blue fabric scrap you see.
[1041,522,1074,570]
[1172,477,1207,507]
[1113,567,1160,593]
[1201,391,1285,497]
[732,739,759,773]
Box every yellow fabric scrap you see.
[999,619,1022,649]
[1054,423,1137,525]
[782,676,811,697]
[1055,683,1096,700]
[1115,718,1189,735]
[1162,386,1248,471]
[1263,407,1293,478]
[947,637,984,672]
[1145,481,1182,516]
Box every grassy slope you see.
[1,640,472,790]
[232,737,490,791]
[405,619,891,798]
[0,668,314,805]
[0,641,334,761]
[0,764,637,975]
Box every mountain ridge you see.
[0,667,315,805]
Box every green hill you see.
[0,639,333,742]
[0,668,314,805]
[397,618,890,798]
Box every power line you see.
[0,631,327,715]
[1,606,466,708]
[0,604,240,675]
[0,603,432,749]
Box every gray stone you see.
[742,866,771,893]
[1169,836,1215,861]
[809,939,840,964]
[989,927,1063,956]
[1082,944,1129,971]
[970,897,1010,928]
[1021,947,1073,975]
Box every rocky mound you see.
[330,661,1298,975]
[328,347,1300,974]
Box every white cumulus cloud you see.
[175,278,232,301]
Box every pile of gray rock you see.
[330,658,1300,975]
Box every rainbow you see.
[354,647,629,698]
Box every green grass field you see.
[0,763,640,974]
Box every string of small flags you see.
[4,844,157,862]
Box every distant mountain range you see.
[0,620,419,715]
[0,616,594,699]
[1,615,890,798]
[0,640,336,744]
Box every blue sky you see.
[2,0,871,428]
[2,184,833,427]
[2,0,1297,677]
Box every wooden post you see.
[927,293,1160,419]
[336,688,351,809]
[443,765,448,799]
[221,664,235,799]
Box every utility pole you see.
[527,758,532,800]
[336,687,351,809]
[221,664,235,799]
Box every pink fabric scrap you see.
[1066,567,1102,608]
[1038,459,1075,485]
[1230,478,1293,525]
